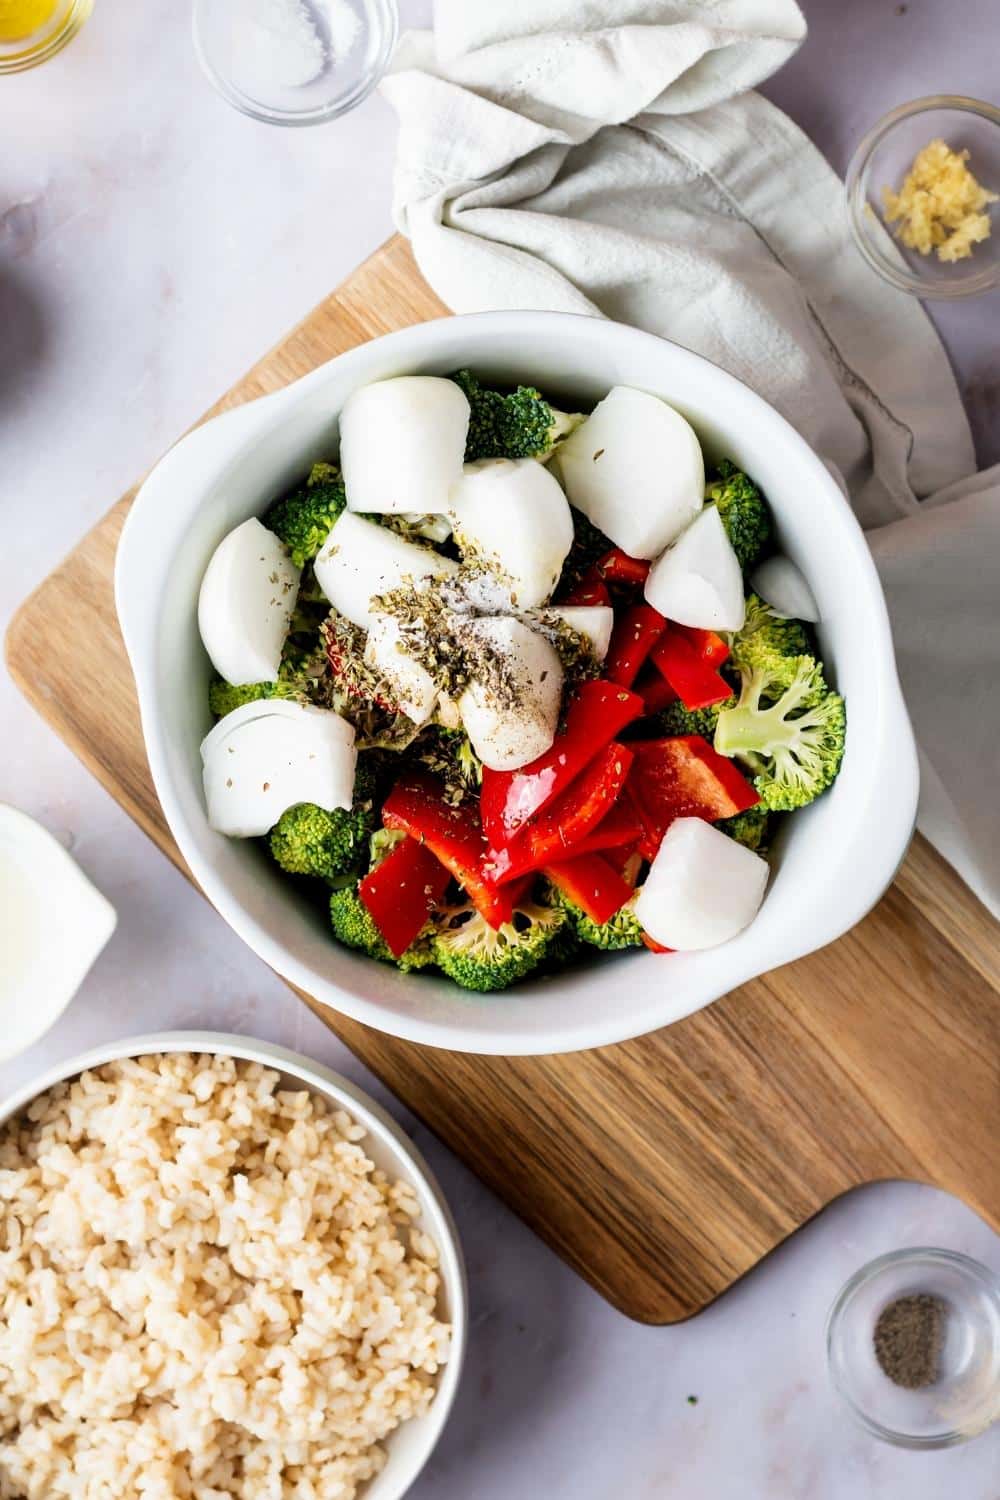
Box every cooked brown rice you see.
[0,1053,451,1499]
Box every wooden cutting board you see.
[7,237,999,1323]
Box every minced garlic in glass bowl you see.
[882,138,997,264]
[846,96,1000,299]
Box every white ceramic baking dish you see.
[115,312,918,1055]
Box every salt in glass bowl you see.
[826,1247,1000,1448]
[192,0,398,126]
[845,95,1000,299]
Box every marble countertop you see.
[1,2,997,1495]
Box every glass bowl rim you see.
[825,1245,1000,1449]
[0,0,93,74]
[844,94,1000,300]
[191,0,399,128]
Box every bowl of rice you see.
[0,1032,466,1500]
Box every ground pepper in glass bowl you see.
[827,1248,1000,1447]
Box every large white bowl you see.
[116,313,918,1055]
[0,1031,467,1500]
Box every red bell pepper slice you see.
[544,853,634,925]
[551,800,642,860]
[604,604,667,688]
[382,774,515,930]
[673,624,730,670]
[489,741,634,884]
[480,679,644,848]
[627,735,760,859]
[635,668,679,716]
[596,548,650,589]
[359,836,450,958]
[642,933,673,954]
[650,626,732,711]
[560,567,612,607]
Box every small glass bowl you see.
[826,1248,1000,1449]
[192,0,398,127]
[845,95,1000,299]
[0,0,92,73]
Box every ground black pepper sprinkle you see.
[873,1293,948,1389]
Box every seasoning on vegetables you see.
[197,369,847,990]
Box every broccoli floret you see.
[208,622,328,719]
[557,506,614,598]
[208,678,293,718]
[368,827,407,869]
[498,384,585,460]
[715,656,846,812]
[705,461,771,571]
[537,914,584,971]
[432,898,567,992]
[410,726,483,806]
[729,593,812,673]
[451,370,584,462]
[268,760,377,880]
[329,885,434,972]
[263,462,346,567]
[716,805,770,851]
[655,696,736,740]
[554,889,644,951]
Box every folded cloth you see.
[382,0,1000,918]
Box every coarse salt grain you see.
[233,0,360,92]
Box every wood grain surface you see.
[7,237,999,1324]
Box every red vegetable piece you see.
[642,933,673,954]
[553,800,642,861]
[382,774,515,930]
[479,679,644,848]
[627,735,760,859]
[561,567,612,608]
[604,604,667,688]
[673,624,730,670]
[544,853,635,926]
[359,837,450,958]
[490,741,634,884]
[596,548,651,588]
[650,626,732,711]
[635,667,679,715]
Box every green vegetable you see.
[368,827,407,869]
[263,462,346,567]
[329,884,434,971]
[432,898,567,992]
[268,761,377,880]
[208,678,293,718]
[451,370,584,462]
[656,696,736,741]
[715,656,846,811]
[410,725,483,805]
[554,888,644,951]
[557,506,614,597]
[705,461,771,571]
[729,593,812,673]
[716,805,770,851]
[207,627,329,722]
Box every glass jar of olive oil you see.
[0,0,92,71]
